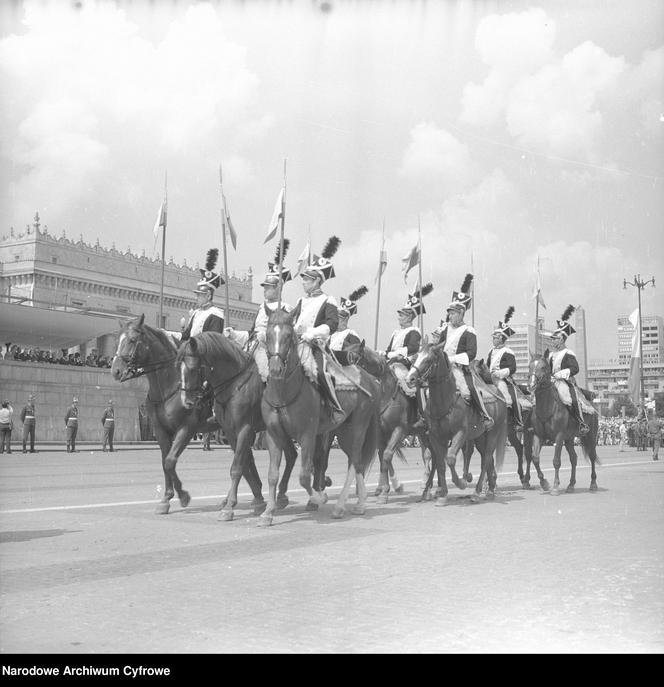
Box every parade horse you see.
[177,332,299,521]
[461,361,550,492]
[111,314,264,515]
[259,309,381,526]
[344,340,433,503]
[529,353,599,493]
[406,340,508,504]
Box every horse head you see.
[344,339,365,367]
[111,313,147,382]
[266,308,296,379]
[472,358,493,385]
[177,338,207,410]
[529,352,551,392]
[406,339,446,386]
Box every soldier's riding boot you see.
[410,392,428,433]
[569,386,589,436]
[508,384,524,429]
[465,370,494,430]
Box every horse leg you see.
[462,439,474,484]
[377,427,404,504]
[161,427,195,512]
[470,437,488,503]
[257,428,283,527]
[154,430,175,515]
[220,425,258,521]
[550,437,564,495]
[353,470,368,516]
[300,433,325,511]
[445,430,470,491]
[429,435,450,506]
[530,433,550,492]
[564,439,578,493]
[277,440,298,510]
[332,464,356,519]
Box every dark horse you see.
[259,309,381,526]
[406,341,508,504]
[111,314,264,514]
[177,332,299,521]
[462,360,549,492]
[529,353,599,493]
[344,340,432,504]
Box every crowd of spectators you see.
[1,344,113,368]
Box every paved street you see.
[0,441,662,654]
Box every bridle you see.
[115,328,176,380]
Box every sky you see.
[1,0,662,362]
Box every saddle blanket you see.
[553,380,597,415]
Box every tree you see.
[607,394,638,418]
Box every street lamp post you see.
[623,274,655,412]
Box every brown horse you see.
[406,341,508,504]
[111,314,265,515]
[529,353,599,493]
[259,309,381,526]
[462,360,550,492]
[344,340,433,503]
[177,332,298,521]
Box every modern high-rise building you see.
[617,314,664,365]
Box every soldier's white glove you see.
[387,351,399,360]
[301,330,315,343]
[553,369,570,380]
[448,353,470,366]
[495,368,510,379]
[376,349,386,357]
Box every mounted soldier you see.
[180,248,225,342]
[486,305,524,429]
[290,236,345,424]
[549,305,589,436]
[381,282,433,431]
[226,240,293,382]
[435,273,494,430]
[329,285,367,366]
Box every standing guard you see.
[20,394,37,453]
[486,306,524,429]
[382,283,433,431]
[330,285,367,365]
[226,240,293,382]
[549,305,589,435]
[436,274,494,430]
[101,399,115,452]
[65,397,80,453]
[181,248,226,342]
[291,236,344,422]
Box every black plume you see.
[348,285,368,302]
[205,248,219,272]
[460,273,473,293]
[322,236,341,260]
[503,305,515,324]
[274,238,290,265]
[416,282,433,299]
[560,304,575,322]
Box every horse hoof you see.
[550,488,560,496]
[321,492,329,504]
[465,472,473,484]
[351,504,366,516]
[589,481,598,492]
[276,495,289,510]
[305,500,319,511]
[218,509,234,522]
[373,487,382,497]
[376,494,388,505]
[253,502,267,516]
[434,496,449,507]
[256,514,273,527]
[218,497,228,510]
[470,493,482,504]
[540,479,551,492]
[485,491,495,500]
[331,507,345,519]
[179,491,191,509]
[566,485,575,494]
[155,502,170,515]
[393,485,404,494]
[522,481,531,490]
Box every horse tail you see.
[494,417,508,473]
[394,444,408,464]
[580,412,600,465]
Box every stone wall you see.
[0,359,148,442]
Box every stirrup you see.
[482,415,494,429]
[578,421,589,436]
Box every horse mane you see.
[176,332,249,368]
[130,318,178,355]
[267,308,294,327]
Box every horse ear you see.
[544,348,550,360]
[137,313,145,328]
[189,337,198,353]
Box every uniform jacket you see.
[486,346,517,379]
[20,403,36,424]
[437,323,477,366]
[101,407,115,426]
[330,328,361,351]
[549,348,579,381]
[181,304,225,341]
[65,406,79,426]
[291,293,339,341]
[386,326,421,360]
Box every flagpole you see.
[417,216,424,337]
[219,164,231,324]
[534,255,540,356]
[277,159,287,310]
[158,171,167,327]
[470,250,475,328]
[373,219,386,349]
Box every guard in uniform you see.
[180,248,226,342]
[382,283,433,431]
[436,274,494,430]
[291,236,344,420]
[549,305,589,436]
[65,397,80,453]
[329,285,367,365]
[225,240,293,382]
[20,394,37,453]
[646,409,663,461]
[486,306,524,429]
[101,399,115,452]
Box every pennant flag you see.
[153,200,167,238]
[628,307,641,404]
[222,194,237,250]
[375,248,387,284]
[293,241,310,277]
[532,257,546,309]
[264,188,285,244]
[401,243,420,283]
